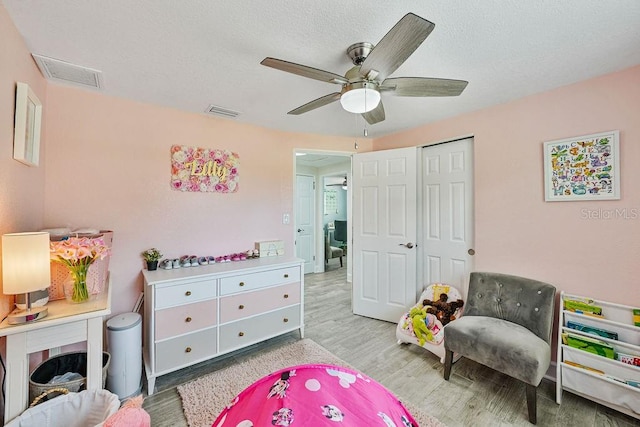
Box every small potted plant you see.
[142,248,162,271]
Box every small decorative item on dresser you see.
[141,248,162,271]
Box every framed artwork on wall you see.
[324,189,338,214]
[543,130,620,201]
[13,82,43,167]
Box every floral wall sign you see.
[543,130,620,201]
[171,145,239,193]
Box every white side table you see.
[0,279,111,423]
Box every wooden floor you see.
[143,263,640,426]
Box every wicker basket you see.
[29,351,110,403]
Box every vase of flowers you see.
[142,248,162,271]
[50,236,111,303]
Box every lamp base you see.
[7,306,48,325]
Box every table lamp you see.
[2,231,51,324]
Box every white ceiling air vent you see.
[32,54,103,89]
[205,104,240,119]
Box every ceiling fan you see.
[260,13,468,125]
[327,177,348,190]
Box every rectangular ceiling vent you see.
[32,54,103,89]
[205,104,240,119]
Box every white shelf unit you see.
[556,292,640,419]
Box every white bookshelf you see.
[556,292,640,419]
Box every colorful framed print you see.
[543,130,620,201]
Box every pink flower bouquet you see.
[50,237,111,303]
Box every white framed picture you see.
[543,130,620,201]
[13,82,43,167]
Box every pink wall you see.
[43,86,371,315]
[0,4,48,317]
[375,65,640,306]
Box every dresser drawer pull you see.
[238,304,245,310]
[239,282,245,287]
[185,317,192,323]
[283,294,289,299]
[283,318,289,323]
[238,332,245,337]
[185,291,192,296]
[284,274,289,278]
[185,347,192,353]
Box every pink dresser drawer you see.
[219,282,300,323]
[155,299,217,340]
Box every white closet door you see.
[421,138,474,296]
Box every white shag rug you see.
[177,338,445,427]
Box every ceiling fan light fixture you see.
[340,84,380,114]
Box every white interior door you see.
[296,174,315,274]
[352,147,417,322]
[421,138,474,295]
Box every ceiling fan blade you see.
[328,177,348,187]
[380,77,468,97]
[261,57,348,85]
[361,100,385,125]
[288,92,342,115]
[360,13,435,82]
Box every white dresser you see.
[142,256,304,395]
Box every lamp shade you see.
[2,232,51,295]
[340,86,381,114]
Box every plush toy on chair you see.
[423,293,464,326]
[409,306,436,346]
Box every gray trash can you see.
[106,312,142,399]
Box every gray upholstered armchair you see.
[443,272,556,424]
[325,235,343,267]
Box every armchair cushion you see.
[444,316,550,385]
[463,272,556,344]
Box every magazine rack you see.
[556,292,640,419]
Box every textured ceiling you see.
[4,1,640,138]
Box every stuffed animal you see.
[423,293,464,326]
[409,306,436,346]
[104,395,151,427]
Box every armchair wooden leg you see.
[339,256,343,267]
[443,350,453,380]
[526,383,537,424]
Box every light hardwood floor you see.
[143,263,640,426]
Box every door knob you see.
[399,242,414,249]
[468,249,475,256]
[297,228,304,232]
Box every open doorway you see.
[294,151,351,280]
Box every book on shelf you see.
[562,332,615,359]
[564,360,604,375]
[567,321,618,340]
[616,352,640,367]
[563,298,603,316]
